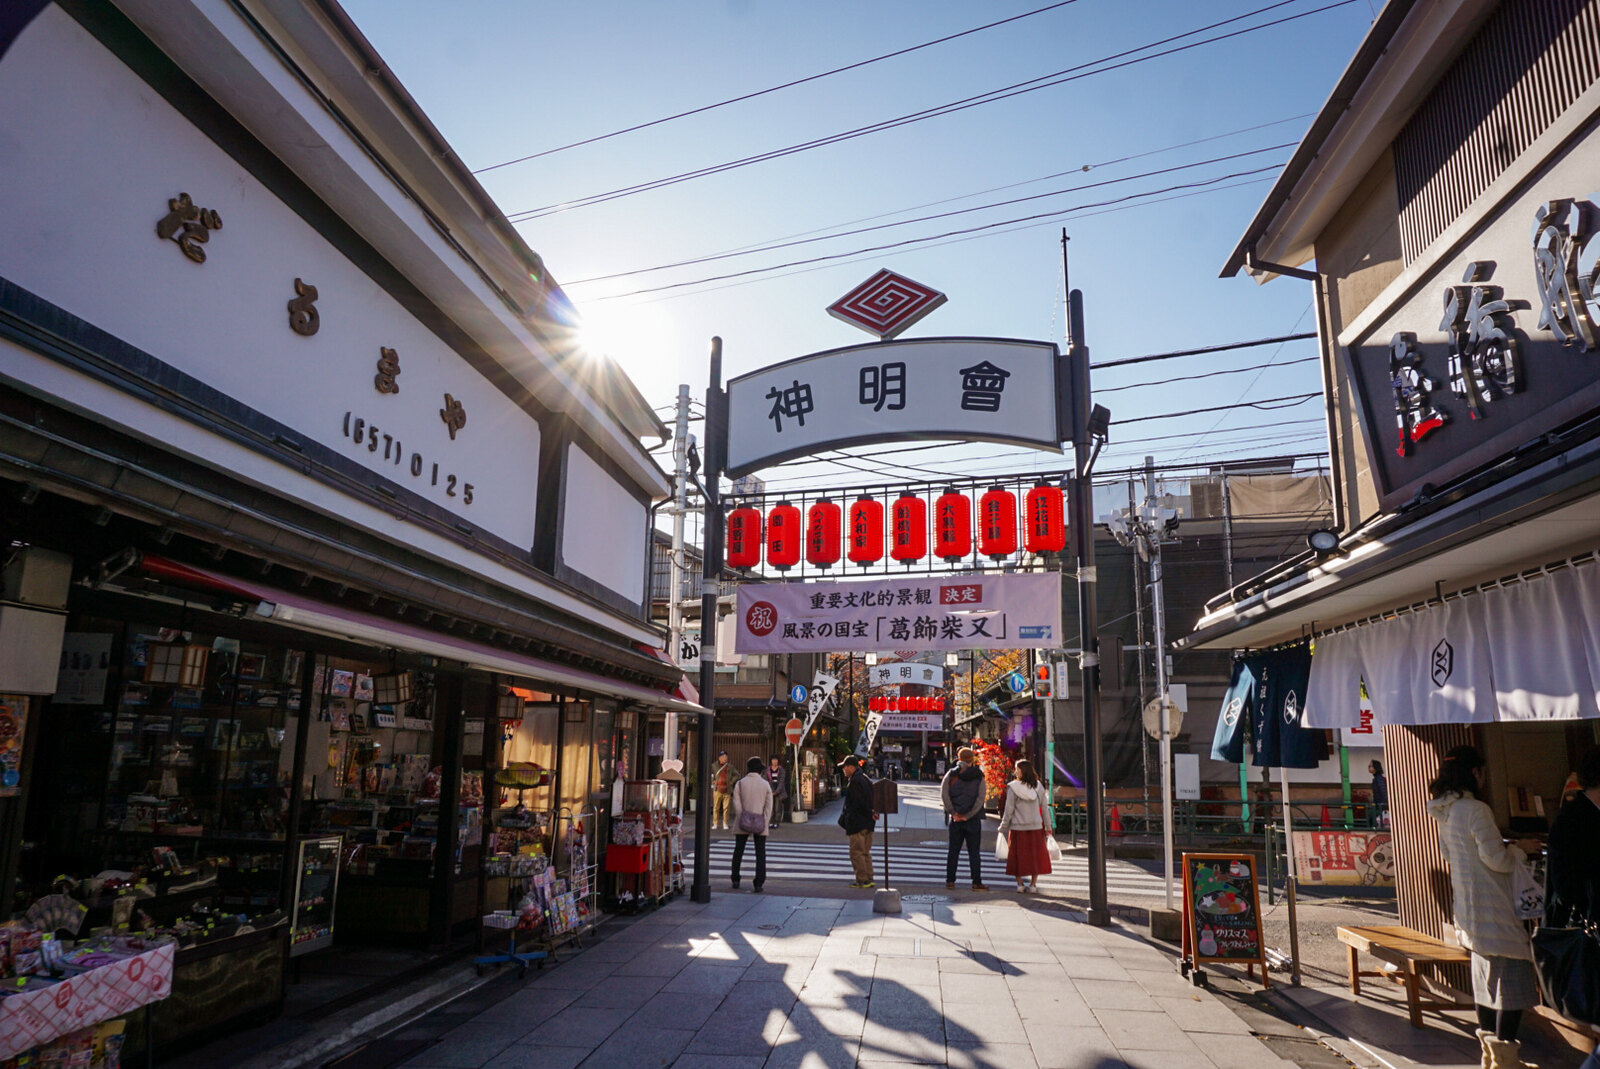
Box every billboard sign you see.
[734,573,1060,654]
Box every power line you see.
[1094,355,1318,393]
[1093,332,1318,369]
[589,166,1283,299]
[472,1,1082,174]
[1117,393,1320,424]
[565,143,1295,285]
[507,0,1354,220]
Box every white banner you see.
[879,713,942,732]
[869,662,946,687]
[734,573,1060,654]
[725,338,1061,476]
[858,711,884,755]
[802,671,839,738]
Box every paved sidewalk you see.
[391,892,1298,1069]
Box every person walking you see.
[729,757,773,892]
[1370,759,1389,829]
[765,755,790,828]
[942,746,989,891]
[1547,749,1600,1069]
[837,755,876,888]
[1427,745,1544,1069]
[997,759,1052,893]
[710,751,734,831]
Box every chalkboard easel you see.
[1180,851,1269,989]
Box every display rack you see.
[289,835,340,956]
[606,780,680,911]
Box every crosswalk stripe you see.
[684,841,1167,894]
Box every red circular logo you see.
[746,601,779,636]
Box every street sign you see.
[1007,672,1027,694]
[785,717,804,745]
[790,683,808,705]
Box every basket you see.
[482,913,518,929]
[495,764,551,789]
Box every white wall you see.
[560,444,646,605]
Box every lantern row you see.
[725,484,1067,571]
[866,695,947,712]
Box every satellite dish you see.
[1142,698,1182,740]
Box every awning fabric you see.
[1305,561,1600,727]
[1210,645,1326,769]
[139,557,709,717]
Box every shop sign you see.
[868,662,946,687]
[1291,830,1395,886]
[0,21,546,558]
[1343,175,1600,510]
[878,713,942,731]
[724,338,1064,477]
[733,572,1060,654]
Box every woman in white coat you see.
[1427,745,1544,1069]
[996,759,1052,893]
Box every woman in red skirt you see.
[998,759,1052,892]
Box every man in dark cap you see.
[837,755,877,888]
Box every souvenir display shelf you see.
[606,780,681,911]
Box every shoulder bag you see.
[1532,922,1600,1026]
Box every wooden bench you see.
[1337,924,1472,1029]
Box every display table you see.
[0,943,174,1058]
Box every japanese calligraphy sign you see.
[868,662,946,687]
[1341,174,1600,511]
[724,337,1064,477]
[733,572,1059,654]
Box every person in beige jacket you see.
[996,760,1053,893]
[729,757,773,892]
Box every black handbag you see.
[1532,923,1600,1026]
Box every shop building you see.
[1187,0,1600,1033]
[0,0,700,1053]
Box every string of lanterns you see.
[726,482,1067,571]
[866,695,947,712]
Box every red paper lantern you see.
[847,496,884,567]
[1025,482,1067,554]
[934,489,972,562]
[766,501,801,571]
[890,494,927,563]
[805,499,842,568]
[726,505,762,569]
[979,485,1019,559]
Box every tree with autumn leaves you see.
[969,739,1014,803]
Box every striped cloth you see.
[1471,951,1540,1010]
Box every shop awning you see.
[138,557,710,718]
[1304,554,1600,729]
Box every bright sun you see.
[576,303,678,370]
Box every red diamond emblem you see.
[826,269,947,340]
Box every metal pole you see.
[692,338,725,904]
[667,385,691,765]
[1146,458,1175,913]
[1067,285,1109,928]
[1280,762,1302,985]
[1130,478,1150,800]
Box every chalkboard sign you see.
[1181,852,1269,987]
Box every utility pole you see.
[666,385,691,766]
[1145,456,1175,912]
[692,340,726,904]
[1064,244,1109,926]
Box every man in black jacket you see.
[838,755,877,888]
[942,747,990,891]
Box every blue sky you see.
[341,0,1373,487]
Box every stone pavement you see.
[391,891,1300,1069]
